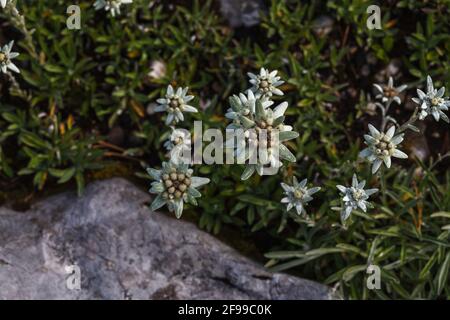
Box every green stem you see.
[380,100,392,132]
[5,2,39,60]
[379,169,387,205]
[397,108,419,134]
[7,72,31,101]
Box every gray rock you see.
[0,178,337,300]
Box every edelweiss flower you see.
[225,90,273,129]
[147,161,210,219]
[155,85,197,125]
[0,41,20,74]
[94,0,133,17]
[412,75,450,123]
[247,68,284,98]
[226,97,298,180]
[373,77,407,105]
[280,177,321,216]
[1,0,11,9]
[163,127,191,164]
[359,124,408,174]
[337,174,378,222]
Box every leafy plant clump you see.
[1,0,450,299]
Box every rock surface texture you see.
[0,178,336,300]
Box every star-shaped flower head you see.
[147,161,210,219]
[155,85,197,125]
[247,68,284,99]
[0,41,20,74]
[163,127,191,164]
[337,174,378,222]
[226,97,299,180]
[373,77,407,105]
[225,90,273,129]
[359,124,408,174]
[412,75,450,123]
[280,177,321,216]
[94,0,133,17]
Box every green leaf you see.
[336,243,368,258]
[20,70,41,87]
[20,132,49,150]
[431,212,450,219]
[238,194,278,209]
[1,112,21,124]
[57,167,76,184]
[33,171,47,190]
[436,251,450,296]
[305,248,346,256]
[265,251,305,259]
[43,64,65,73]
[48,168,67,178]
[230,202,247,216]
[229,96,241,111]
[342,265,367,282]
[269,256,320,273]
[419,251,437,280]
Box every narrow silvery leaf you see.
[271,116,285,127]
[151,194,166,211]
[441,112,450,123]
[187,187,201,198]
[149,182,164,193]
[239,115,255,129]
[241,165,255,180]
[174,199,184,219]
[407,124,420,133]
[190,177,210,188]
[229,95,241,111]
[279,131,299,142]
[279,144,296,162]
[426,75,434,93]
[146,168,161,180]
[187,193,198,206]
